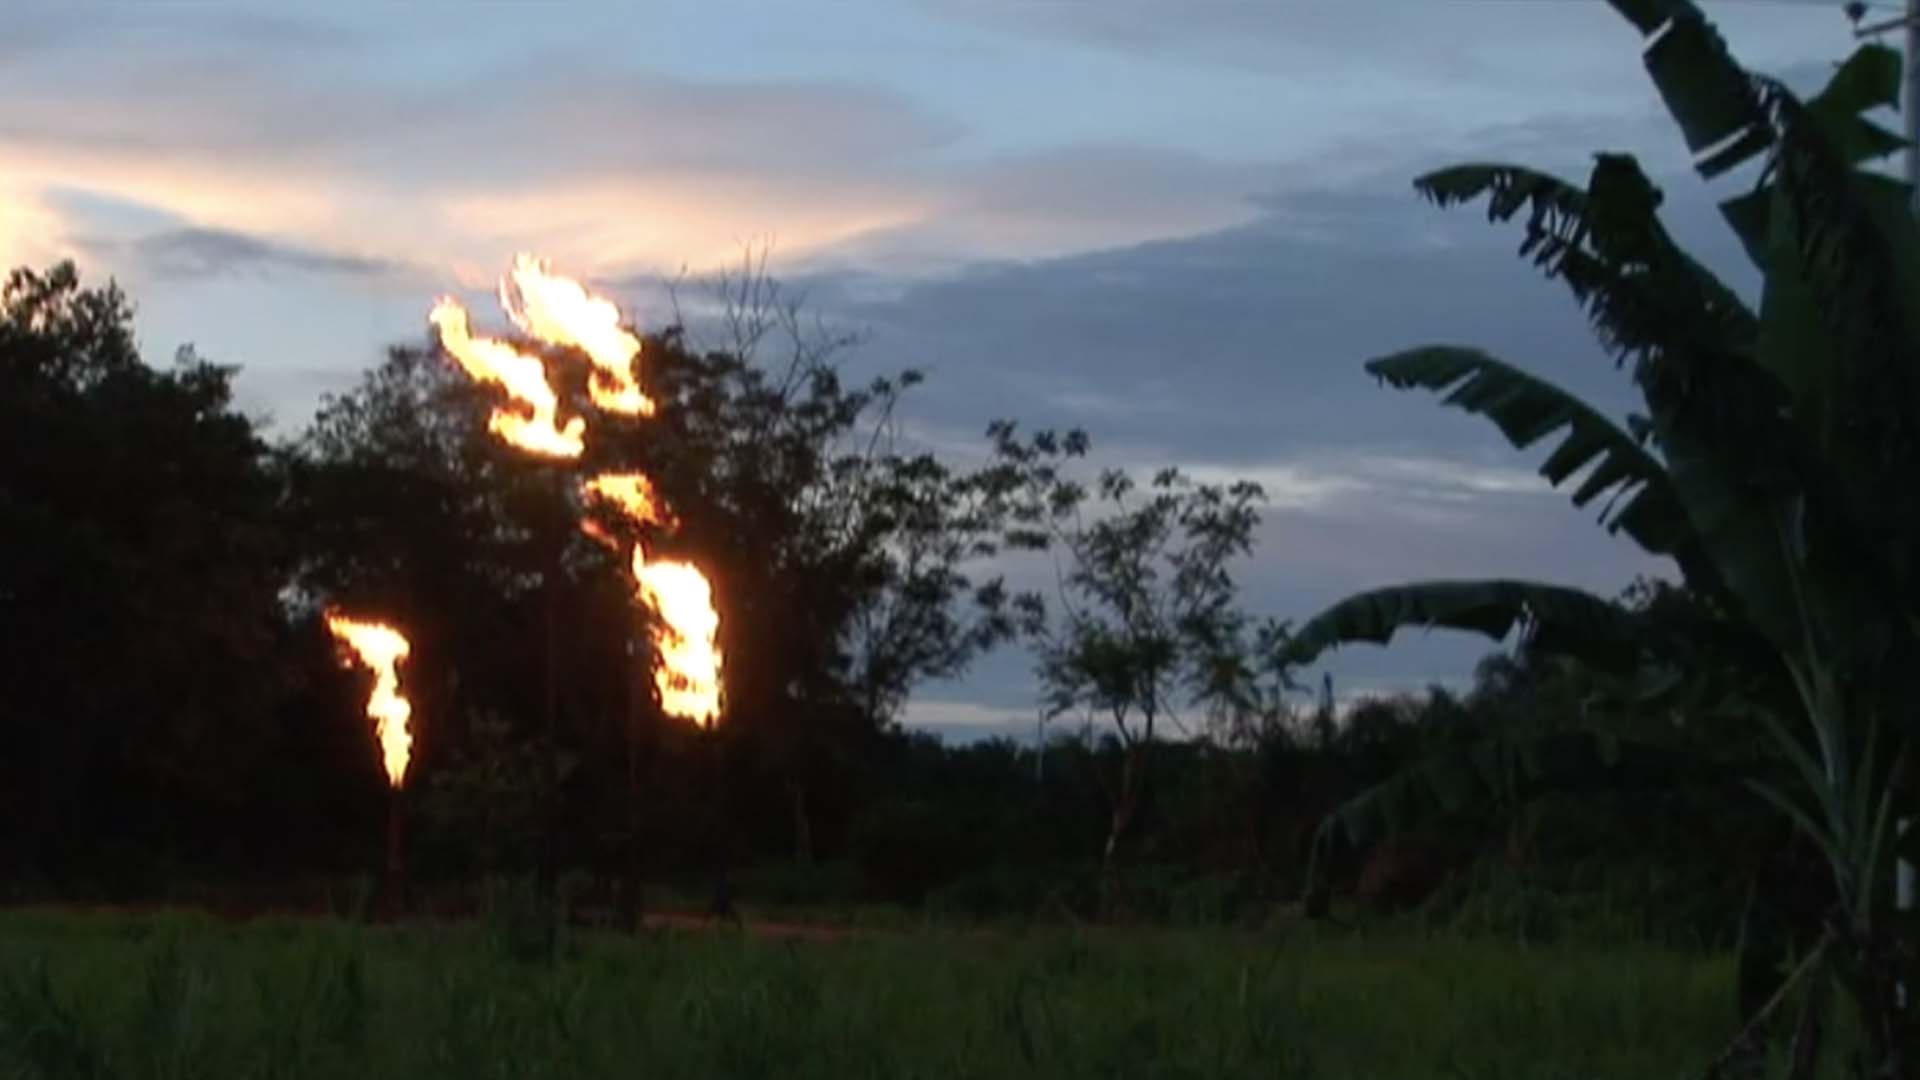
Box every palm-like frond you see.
[1365,346,1722,595]
[1281,580,1640,672]
[1416,160,1758,374]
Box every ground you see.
[0,906,1750,1079]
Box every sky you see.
[1,0,1881,741]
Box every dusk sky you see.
[2,2,1875,739]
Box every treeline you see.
[0,261,1779,944]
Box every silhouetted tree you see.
[989,423,1264,910]
[0,263,290,886]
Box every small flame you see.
[325,613,413,788]
[501,254,654,417]
[429,298,586,458]
[581,472,675,530]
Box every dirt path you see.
[3,900,890,943]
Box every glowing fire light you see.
[501,255,655,417]
[581,472,674,529]
[324,614,413,788]
[431,256,724,727]
[583,473,723,727]
[428,299,586,458]
[633,555,723,725]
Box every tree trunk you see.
[788,779,814,867]
[538,572,559,905]
[618,658,645,932]
[1099,742,1146,918]
[381,787,409,920]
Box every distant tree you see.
[990,423,1264,908]
[0,262,290,883]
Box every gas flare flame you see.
[428,298,586,458]
[324,613,413,788]
[580,472,674,530]
[431,256,724,727]
[501,255,654,417]
[633,556,723,725]
[583,473,723,727]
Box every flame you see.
[584,472,722,727]
[428,298,586,458]
[633,554,724,726]
[432,257,725,728]
[501,254,655,417]
[324,614,413,788]
[581,472,675,530]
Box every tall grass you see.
[0,908,1745,1078]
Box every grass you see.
[0,907,1748,1079]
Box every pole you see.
[1908,0,1920,211]
[1890,0,1920,1015]
[387,785,406,880]
[705,722,739,927]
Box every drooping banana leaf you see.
[1281,580,1640,673]
[1365,346,1723,596]
[1603,1,1771,177]
[1410,144,1848,667]
[1803,46,1906,167]
[1415,160,1758,369]
[1751,91,1920,617]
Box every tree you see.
[586,267,1024,864]
[1277,7,1920,1070]
[991,424,1264,908]
[294,262,1027,872]
[0,263,292,885]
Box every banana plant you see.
[1282,3,1919,1071]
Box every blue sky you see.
[0,1,1878,738]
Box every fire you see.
[584,472,723,727]
[500,255,654,417]
[431,256,724,727]
[324,613,413,788]
[581,472,674,530]
[428,298,586,458]
[633,555,724,726]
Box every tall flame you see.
[501,255,655,417]
[428,299,586,458]
[325,614,413,788]
[432,256,724,728]
[583,473,723,727]
[633,555,723,726]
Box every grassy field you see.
[0,907,1749,1079]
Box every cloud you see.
[4,0,1810,288]
[917,0,1854,89]
[115,227,402,281]
[746,136,1744,701]
[1,0,1838,712]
